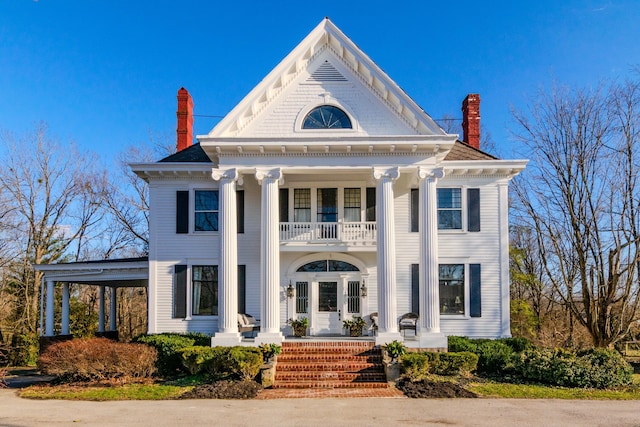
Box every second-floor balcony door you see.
[317,188,337,239]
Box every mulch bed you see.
[180,380,262,399]
[397,379,478,398]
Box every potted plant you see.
[343,316,367,337]
[383,339,406,363]
[259,343,282,363]
[288,317,308,337]
[382,340,406,383]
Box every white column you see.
[98,285,106,333]
[417,167,447,348]
[45,279,55,336]
[498,181,511,337]
[109,287,117,332]
[61,283,70,335]
[373,167,403,345]
[211,168,242,346]
[255,168,284,344]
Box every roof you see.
[159,143,211,163]
[444,141,497,161]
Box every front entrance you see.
[289,256,367,336]
[315,281,341,334]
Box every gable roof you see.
[204,18,446,139]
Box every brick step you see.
[272,380,389,389]
[275,371,387,382]
[277,354,382,363]
[276,361,382,372]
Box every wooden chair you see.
[399,312,418,336]
[237,313,260,337]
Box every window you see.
[411,189,419,232]
[344,188,361,222]
[317,188,337,222]
[411,264,419,314]
[237,265,246,314]
[192,266,218,315]
[194,190,218,231]
[296,260,360,272]
[296,281,309,314]
[294,189,311,222]
[366,187,376,221]
[302,105,352,129]
[437,188,462,230]
[439,264,465,315]
[347,281,361,313]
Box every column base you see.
[417,332,448,349]
[255,331,284,345]
[375,331,404,346]
[211,332,242,346]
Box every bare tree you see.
[0,123,106,334]
[512,81,640,348]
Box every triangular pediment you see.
[203,18,447,140]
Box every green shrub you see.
[180,346,264,381]
[499,337,533,353]
[9,333,39,366]
[447,336,477,353]
[475,340,516,375]
[38,338,156,383]
[400,353,430,382]
[435,352,479,376]
[134,333,201,377]
[517,347,633,389]
[228,347,263,381]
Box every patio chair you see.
[238,313,260,337]
[368,312,378,336]
[399,312,418,336]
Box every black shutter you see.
[176,191,189,234]
[469,264,481,317]
[411,264,420,314]
[467,188,481,232]
[236,190,245,233]
[366,187,376,221]
[174,265,187,318]
[279,188,289,222]
[238,265,246,314]
[410,188,419,232]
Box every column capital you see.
[372,166,400,181]
[211,168,242,185]
[417,166,445,180]
[255,168,283,185]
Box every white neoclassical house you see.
[36,18,526,349]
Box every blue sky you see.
[1,0,639,161]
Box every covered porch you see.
[33,257,148,342]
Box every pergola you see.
[33,257,148,338]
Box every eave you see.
[443,160,529,179]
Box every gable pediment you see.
[203,18,448,141]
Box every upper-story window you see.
[195,190,218,231]
[437,188,462,230]
[302,105,352,129]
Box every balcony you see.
[279,222,377,247]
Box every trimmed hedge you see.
[134,333,210,377]
[180,346,264,381]
[400,351,478,381]
[38,338,156,383]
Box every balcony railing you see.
[280,222,377,244]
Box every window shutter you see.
[176,191,189,234]
[236,190,245,233]
[238,265,246,314]
[467,188,480,232]
[411,264,420,314]
[469,264,481,317]
[410,189,419,232]
[279,188,289,222]
[174,265,187,318]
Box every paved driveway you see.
[1,388,640,427]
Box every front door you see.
[315,281,342,334]
[317,188,337,239]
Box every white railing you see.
[279,222,377,244]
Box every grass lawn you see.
[18,383,190,401]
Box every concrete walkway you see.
[1,387,640,427]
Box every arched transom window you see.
[296,260,360,272]
[302,105,352,129]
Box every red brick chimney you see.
[461,94,480,150]
[176,87,194,152]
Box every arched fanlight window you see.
[296,260,360,272]
[302,105,352,129]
